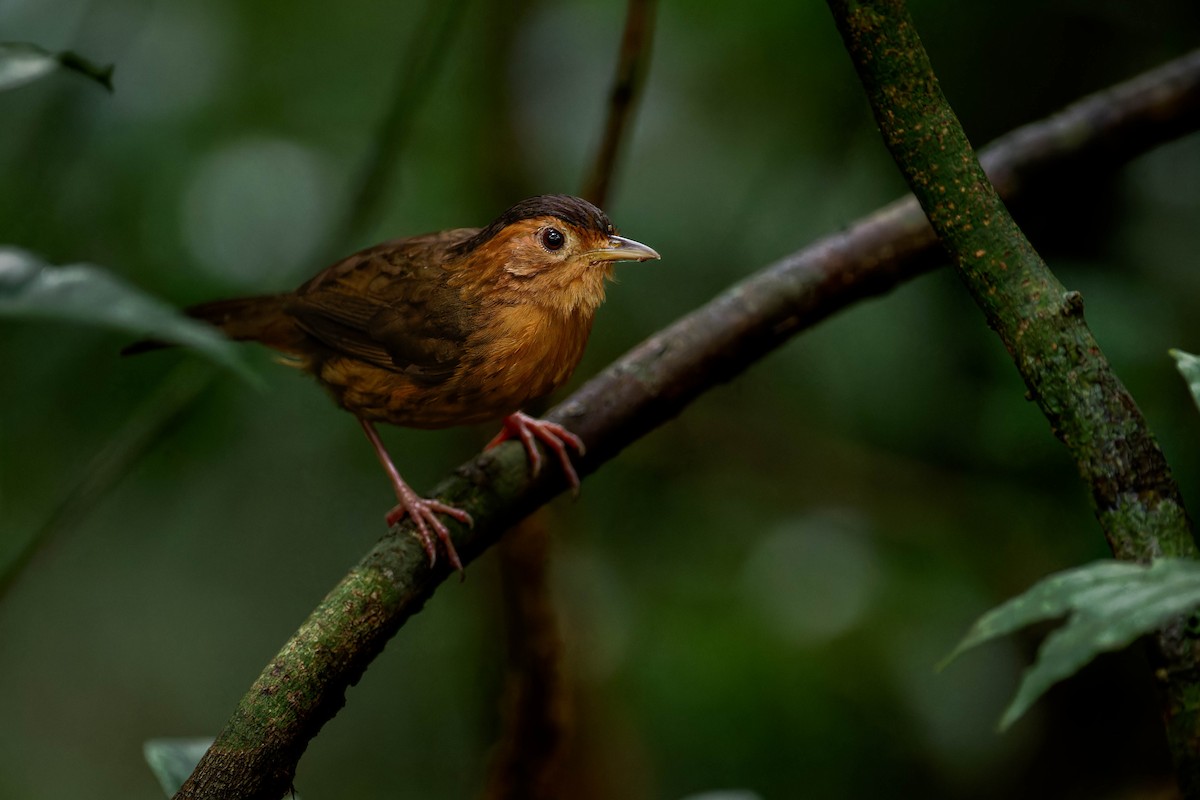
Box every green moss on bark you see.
[826,0,1200,791]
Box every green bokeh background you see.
[3,1,1200,798]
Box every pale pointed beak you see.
[586,235,661,263]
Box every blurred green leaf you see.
[144,738,301,798]
[1170,349,1200,414]
[943,559,1200,730]
[0,248,256,383]
[0,42,113,92]
[143,738,213,797]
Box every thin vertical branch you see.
[482,517,572,800]
[824,0,1200,792]
[327,0,469,255]
[580,0,657,207]
[485,2,659,795]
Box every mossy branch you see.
[175,50,1200,799]
[824,0,1200,791]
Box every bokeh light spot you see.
[740,509,880,646]
[181,137,335,287]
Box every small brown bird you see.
[127,195,659,572]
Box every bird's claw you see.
[386,494,473,577]
[487,411,585,496]
[360,417,472,576]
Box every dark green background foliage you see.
[3,1,1200,798]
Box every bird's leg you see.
[358,418,472,574]
[485,411,586,495]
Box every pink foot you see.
[486,411,586,494]
[360,418,473,575]
[384,485,473,574]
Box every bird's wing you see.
[286,233,476,385]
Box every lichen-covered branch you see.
[824,0,1200,791]
[175,50,1200,800]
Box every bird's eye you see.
[541,227,566,251]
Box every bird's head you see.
[453,195,659,315]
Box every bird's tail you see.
[121,294,296,356]
[185,295,290,341]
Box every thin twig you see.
[486,3,658,793]
[0,362,213,603]
[824,0,1198,791]
[580,0,657,208]
[327,0,469,256]
[174,50,1200,800]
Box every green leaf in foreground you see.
[1170,349,1200,415]
[0,42,113,92]
[143,739,214,798]
[0,248,256,383]
[942,558,1200,731]
[144,738,296,799]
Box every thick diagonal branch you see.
[175,50,1200,800]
